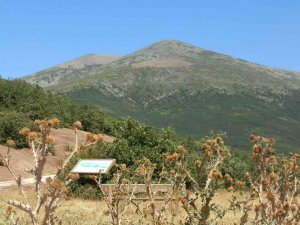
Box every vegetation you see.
[0,115,299,224]
[0,119,103,225]
[0,79,116,147]
[0,111,34,148]
[64,127,258,200]
[0,77,299,224]
[230,136,300,225]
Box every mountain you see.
[23,54,121,87]
[23,40,300,151]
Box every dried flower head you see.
[205,147,213,156]
[6,139,15,147]
[73,121,82,130]
[35,120,49,129]
[47,118,60,127]
[52,179,64,190]
[211,169,222,179]
[194,160,202,167]
[117,164,128,173]
[171,153,180,161]
[266,155,277,164]
[244,172,251,179]
[66,173,80,181]
[225,174,233,183]
[159,170,167,178]
[46,135,55,144]
[269,171,279,181]
[236,180,246,189]
[28,132,38,141]
[178,145,187,155]
[86,132,95,142]
[19,127,30,136]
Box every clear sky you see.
[0,0,299,78]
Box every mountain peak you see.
[128,40,205,60]
[153,39,197,47]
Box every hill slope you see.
[23,40,300,151]
[0,79,117,148]
[23,54,121,88]
[0,128,114,181]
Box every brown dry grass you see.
[0,187,244,225]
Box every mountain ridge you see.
[22,40,300,151]
[23,40,300,91]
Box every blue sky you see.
[0,0,299,78]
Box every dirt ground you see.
[0,187,246,225]
[0,128,114,182]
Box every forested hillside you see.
[0,79,116,147]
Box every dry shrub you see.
[96,137,230,225]
[132,157,178,224]
[229,135,300,225]
[96,164,134,225]
[0,119,102,225]
[163,137,230,225]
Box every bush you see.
[221,149,257,183]
[230,136,300,225]
[83,119,176,172]
[67,176,103,200]
[0,111,34,148]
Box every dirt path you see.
[0,175,55,190]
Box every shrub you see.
[0,119,102,225]
[230,135,300,225]
[67,176,102,200]
[221,149,257,183]
[163,137,230,225]
[70,118,177,176]
[0,111,34,148]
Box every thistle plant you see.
[133,157,178,225]
[163,137,230,225]
[229,135,300,225]
[0,119,102,225]
[96,157,180,225]
[96,164,135,225]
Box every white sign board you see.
[71,159,115,174]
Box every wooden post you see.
[108,185,112,203]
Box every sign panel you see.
[71,159,115,174]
